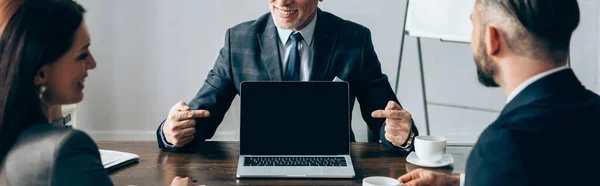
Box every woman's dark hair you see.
[0,0,86,166]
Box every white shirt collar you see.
[274,13,317,46]
[506,66,570,103]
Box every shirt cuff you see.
[159,122,176,148]
[460,173,465,186]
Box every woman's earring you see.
[39,85,47,100]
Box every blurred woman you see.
[0,0,194,185]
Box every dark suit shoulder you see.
[319,10,371,37]
[487,110,547,133]
[468,96,600,185]
[474,122,529,158]
[466,127,528,186]
[228,12,272,35]
[20,125,98,151]
[492,92,600,133]
[1,124,107,185]
[53,129,113,186]
[14,124,101,166]
[473,126,518,154]
[13,124,80,153]
[55,128,100,158]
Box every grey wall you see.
[572,0,600,93]
[77,0,599,143]
[77,0,406,141]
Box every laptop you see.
[236,81,355,178]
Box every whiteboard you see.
[405,0,475,43]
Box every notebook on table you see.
[99,149,139,171]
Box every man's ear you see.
[34,66,48,86]
[485,25,502,56]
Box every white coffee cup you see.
[414,136,447,163]
[363,176,402,186]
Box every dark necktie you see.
[285,32,303,81]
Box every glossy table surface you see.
[97,141,471,186]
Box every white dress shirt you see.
[506,66,570,103]
[274,14,317,81]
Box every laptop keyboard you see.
[244,157,347,167]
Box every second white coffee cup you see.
[414,136,446,163]
[362,176,401,186]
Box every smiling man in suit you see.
[398,0,600,186]
[156,0,419,153]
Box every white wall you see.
[77,0,406,141]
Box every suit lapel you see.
[257,16,283,81]
[310,9,338,81]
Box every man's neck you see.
[497,56,566,97]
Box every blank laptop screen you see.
[240,82,350,155]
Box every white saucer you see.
[406,152,454,168]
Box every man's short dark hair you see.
[479,0,580,63]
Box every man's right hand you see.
[163,101,210,147]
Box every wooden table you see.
[97,141,471,186]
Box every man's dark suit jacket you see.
[156,9,418,152]
[465,69,600,185]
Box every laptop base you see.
[236,155,355,178]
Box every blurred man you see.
[399,0,600,185]
[156,0,419,153]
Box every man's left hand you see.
[371,101,412,147]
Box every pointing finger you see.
[176,110,210,121]
[371,110,411,119]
